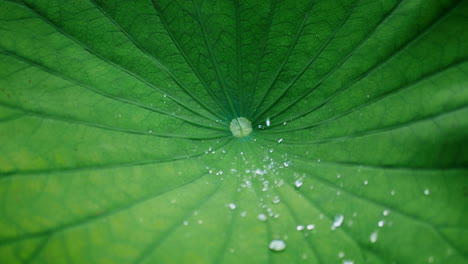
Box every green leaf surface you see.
[1,0,467,263]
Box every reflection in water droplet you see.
[331,214,344,230]
[277,138,283,143]
[306,224,315,230]
[364,180,368,185]
[296,225,304,231]
[269,239,286,252]
[383,209,390,216]
[370,231,378,243]
[424,188,430,195]
[266,118,271,127]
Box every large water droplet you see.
[269,239,286,252]
[230,117,252,138]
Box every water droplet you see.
[306,224,315,230]
[272,196,280,204]
[424,188,430,195]
[230,117,252,138]
[364,180,368,185]
[197,219,203,224]
[294,178,304,189]
[343,260,354,264]
[378,220,385,227]
[296,225,304,231]
[338,252,345,258]
[240,211,247,217]
[383,209,390,216]
[254,169,264,175]
[331,214,344,230]
[370,231,378,243]
[269,239,286,252]
[277,138,283,143]
[228,203,236,210]
[428,256,434,263]
[282,121,287,126]
[183,220,189,226]
[266,118,271,127]
[258,213,267,221]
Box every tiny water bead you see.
[370,231,379,243]
[258,213,268,221]
[230,117,252,138]
[269,239,286,252]
[331,214,344,230]
[227,203,237,210]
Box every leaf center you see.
[230,117,252,138]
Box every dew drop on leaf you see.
[424,188,430,195]
[227,203,236,210]
[230,117,252,138]
[370,231,379,243]
[294,178,304,189]
[269,239,286,252]
[296,225,304,231]
[331,214,344,230]
[257,213,267,222]
[378,220,385,227]
[272,196,281,204]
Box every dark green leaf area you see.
[0,0,467,264]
